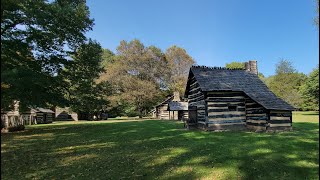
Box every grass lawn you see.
[1,111,319,179]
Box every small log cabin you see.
[30,108,54,124]
[184,61,295,132]
[167,101,188,121]
[155,92,188,120]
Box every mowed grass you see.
[1,112,319,180]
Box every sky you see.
[86,0,319,77]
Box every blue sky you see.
[86,0,319,77]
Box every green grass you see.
[1,111,319,179]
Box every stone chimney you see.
[172,91,181,102]
[245,60,258,75]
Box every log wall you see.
[206,92,246,130]
[36,112,53,124]
[187,75,206,126]
[156,104,170,120]
[267,110,292,131]
[245,97,268,131]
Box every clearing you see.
[1,111,319,179]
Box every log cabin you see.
[30,108,54,124]
[184,60,295,132]
[155,92,188,120]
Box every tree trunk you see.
[139,109,143,119]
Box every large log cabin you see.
[184,61,295,132]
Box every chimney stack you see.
[173,91,181,102]
[245,60,258,75]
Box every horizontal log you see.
[246,116,268,120]
[269,123,291,127]
[208,122,245,127]
[208,117,245,121]
[207,102,245,107]
[207,98,244,102]
[245,107,265,111]
[270,116,291,120]
[246,109,266,114]
[207,120,244,124]
[246,120,267,123]
[207,108,245,112]
[246,122,266,126]
[246,113,267,117]
[208,111,245,116]
[245,102,257,106]
[208,115,246,119]
[208,106,228,109]
[269,120,291,124]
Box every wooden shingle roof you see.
[167,101,188,111]
[186,66,295,111]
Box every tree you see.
[101,49,115,69]
[275,59,296,74]
[225,61,265,80]
[62,40,109,119]
[266,59,306,109]
[300,65,319,110]
[99,39,168,118]
[165,46,195,96]
[225,62,245,69]
[1,0,94,111]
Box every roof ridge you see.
[191,65,245,70]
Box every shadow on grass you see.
[1,121,319,179]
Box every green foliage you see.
[275,59,296,74]
[101,49,115,68]
[100,39,170,117]
[1,0,93,110]
[165,45,195,96]
[225,62,245,69]
[265,60,307,109]
[1,112,319,179]
[300,65,319,110]
[62,40,109,118]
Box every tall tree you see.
[165,46,195,96]
[1,0,94,110]
[300,65,319,110]
[266,59,306,109]
[62,40,109,119]
[99,39,168,118]
[275,59,296,74]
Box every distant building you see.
[154,92,188,121]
